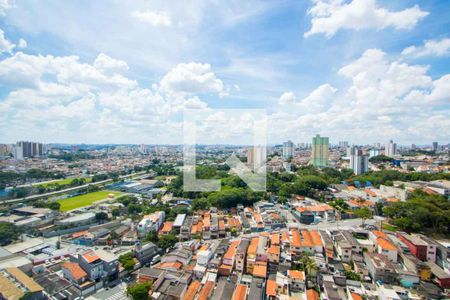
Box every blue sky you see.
[0,0,449,145]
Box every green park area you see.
[57,190,122,211]
[34,177,92,188]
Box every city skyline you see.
[0,0,449,144]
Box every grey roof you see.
[211,277,235,300]
[174,214,186,227]
[33,271,72,296]
[248,278,264,300]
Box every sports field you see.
[58,190,122,211]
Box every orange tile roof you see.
[288,270,305,280]
[266,279,277,297]
[247,237,259,255]
[72,230,89,238]
[296,204,333,213]
[301,230,314,247]
[191,224,199,234]
[253,262,267,278]
[348,199,375,207]
[199,244,209,251]
[386,197,400,203]
[183,280,201,300]
[291,230,302,248]
[159,221,173,234]
[271,233,280,246]
[372,230,388,239]
[198,281,215,300]
[157,261,183,270]
[306,289,320,300]
[253,212,263,223]
[82,251,100,263]
[203,216,210,228]
[219,220,225,230]
[350,292,363,300]
[310,230,323,247]
[228,217,241,228]
[232,284,248,300]
[281,232,290,243]
[62,262,87,281]
[377,237,397,251]
[268,245,280,255]
[224,240,240,261]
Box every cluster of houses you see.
[136,226,449,300]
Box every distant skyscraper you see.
[14,141,44,160]
[247,146,266,167]
[432,142,438,152]
[339,141,348,148]
[369,149,380,158]
[349,146,369,175]
[385,140,397,157]
[411,144,416,151]
[282,141,294,160]
[311,134,329,167]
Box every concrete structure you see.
[137,211,165,238]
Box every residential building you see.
[283,140,294,160]
[349,146,369,175]
[137,211,165,238]
[247,146,266,168]
[385,140,397,157]
[287,270,305,291]
[364,252,397,284]
[134,242,159,264]
[236,239,250,272]
[0,267,44,300]
[311,134,329,167]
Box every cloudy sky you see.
[0,0,449,145]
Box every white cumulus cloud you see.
[18,38,27,48]
[305,0,428,38]
[0,28,15,53]
[159,62,224,96]
[402,38,450,58]
[131,10,172,27]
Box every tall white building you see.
[349,146,368,175]
[247,146,266,168]
[283,140,294,160]
[369,149,380,158]
[385,140,397,157]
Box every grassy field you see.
[58,190,122,211]
[34,177,92,188]
[382,223,398,231]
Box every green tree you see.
[95,212,109,222]
[47,202,61,211]
[127,281,152,300]
[0,222,22,246]
[146,230,159,243]
[119,252,136,271]
[157,233,178,250]
[354,207,372,226]
[112,208,120,217]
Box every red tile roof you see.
[232,284,248,300]
[82,251,100,264]
[62,262,87,281]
